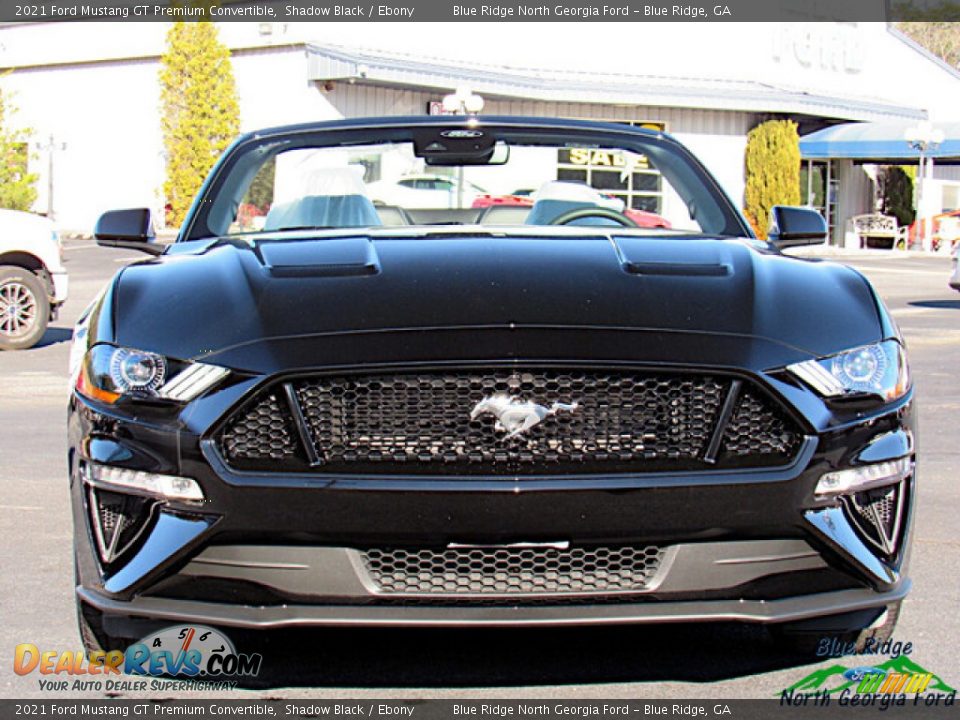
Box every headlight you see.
[75,344,228,404]
[111,347,167,392]
[787,340,910,401]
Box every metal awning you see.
[800,121,960,160]
[306,44,927,123]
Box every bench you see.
[852,214,899,249]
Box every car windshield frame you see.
[180,117,754,242]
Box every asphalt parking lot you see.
[1,242,957,700]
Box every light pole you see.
[33,135,67,221]
[441,86,485,116]
[904,121,944,252]
[441,88,484,210]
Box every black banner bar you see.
[3,699,959,718]
[2,0,960,23]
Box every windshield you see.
[185,122,749,240]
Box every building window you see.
[801,160,836,242]
[558,121,666,213]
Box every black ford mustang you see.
[70,117,914,654]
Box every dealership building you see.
[2,20,960,241]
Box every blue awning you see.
[800,122,960,160]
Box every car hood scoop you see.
[614,237,733,277]
[256,237,380,277]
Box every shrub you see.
[0,83,38,212]
[744,120,801,240]
[878,166,915,227]
[160,21,240,228]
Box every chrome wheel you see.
[0,280,38,338]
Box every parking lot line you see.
[855,266,946,277]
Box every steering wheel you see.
[549,206,638,228]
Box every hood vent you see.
[615,237,733,277]
[258,237,380,278]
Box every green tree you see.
[160,21,240,228]
[896,20,960,67]
[0,83,38,211]
[878,166,916,227]
[244,155,276,211]
[744,119,801,240]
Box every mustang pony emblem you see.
[470,393,579,440]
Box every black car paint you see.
[71,116,914,635]
[105,233,886,372]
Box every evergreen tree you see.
[0,84,38,212]
[879,166,916,227]
[744,119,801,240]
[160,21,240,227]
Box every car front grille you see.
[217,367,803,475]
[360,545,663,596]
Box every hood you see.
[0,209,55,238]
[109,232,883,374]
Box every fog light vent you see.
[843,482,906,556]
[88,487,155,564]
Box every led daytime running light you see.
[159,363,230,401]
[81,462,204,502]
[815,458,912,498]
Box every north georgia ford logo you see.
[126,625,262,677]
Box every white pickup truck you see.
[0,209,69,350]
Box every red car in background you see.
[472,189,673,229]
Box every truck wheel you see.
[0,266,50,350]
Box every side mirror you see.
[94,209,163,256]
[768,206,828,249]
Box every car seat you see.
[525,181,623,226]
[264,167,382,231]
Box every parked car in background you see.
[471,190,535,209]
[368,173,488,209]
[0,209,68,350]
[473,185,673,228]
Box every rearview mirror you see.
[94,209,163,256]
[413,128,509,166]
[768,206,828,249]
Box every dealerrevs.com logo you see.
[15,625,263,692]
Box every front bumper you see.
[78,581,910,629]
[69,372,916,628]
[51,269,68,305]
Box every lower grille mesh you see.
[845,481,907,556]
[361,545,663,595]
[218,368,803,474]
[88,488,154,565]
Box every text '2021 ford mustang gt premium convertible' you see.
[70,117,914,654]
